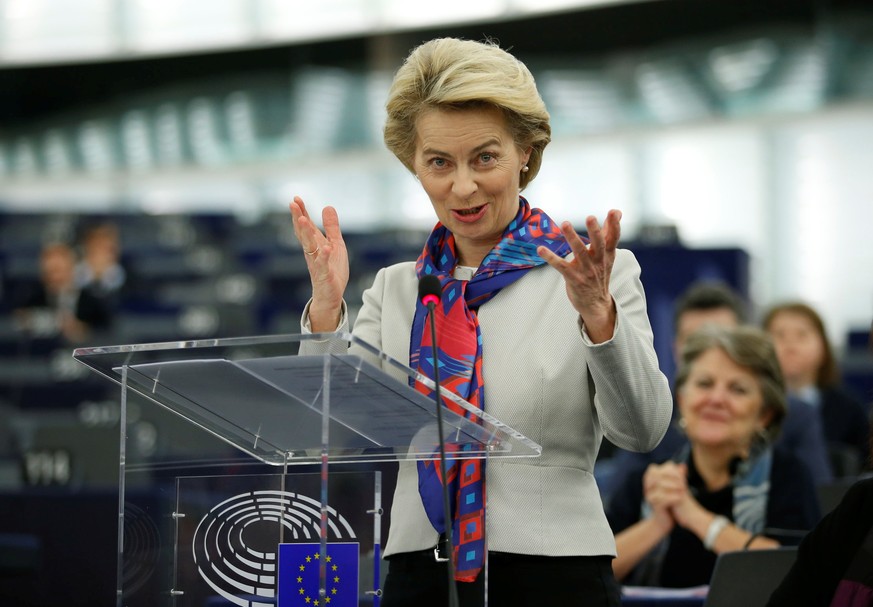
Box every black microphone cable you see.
[418,274,460,607]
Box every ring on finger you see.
[304,246,320,256]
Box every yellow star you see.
[298,588,305,595]
[305,556,312,563]
[325,555,332,562]
[297,576,302,583]
[325,598,331,604]
[314,552,320,560]
[305,598,311,604]
[331,588,338,595]
[331,564,338,571]
[333,576,340,583]
[299,565,305,571]
[313,601,319,606]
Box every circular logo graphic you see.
[192,490,356,605]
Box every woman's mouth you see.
[698,410,730,423]
[452,205,487,223]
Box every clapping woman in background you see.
[608,325,820,588]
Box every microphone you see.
[418,274,442,309]
[417,275,459,607]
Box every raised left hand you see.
[537,209,622,343]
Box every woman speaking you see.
[290,37,672,607]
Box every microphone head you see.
[418,274,442,307]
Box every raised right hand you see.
[289,196,349,332]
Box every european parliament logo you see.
[278,543,359,607]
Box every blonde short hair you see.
[383,37,550,190]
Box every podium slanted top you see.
[73,332,542,465]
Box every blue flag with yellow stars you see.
[278,542,359,607]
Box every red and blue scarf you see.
[409,196,571,582]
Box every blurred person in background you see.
[596,281,748,504]
[13,242,113,344]
[764,301,870,476]
[289,37,673,607]
[767,322,873,606]
[608,325,821,588]
[672,281,749,360]
[74,220,127,311]
[597,281,831,508]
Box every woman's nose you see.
[451,166,478,199]
[705,384,729,404]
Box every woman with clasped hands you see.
[608,325,821,588]
[290,37,673,607]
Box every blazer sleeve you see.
[583,249,673,453]
[298,299,351,356]
[298,267,388,362]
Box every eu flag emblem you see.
[277,543,359,607]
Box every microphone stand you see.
[425,298,460,607]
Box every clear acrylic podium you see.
[73,332,542,607]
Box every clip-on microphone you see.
[418,274,459,607]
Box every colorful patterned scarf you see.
[409,196,571,582]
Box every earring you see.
[521,165,529,173]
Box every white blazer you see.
[301,248,672,558]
